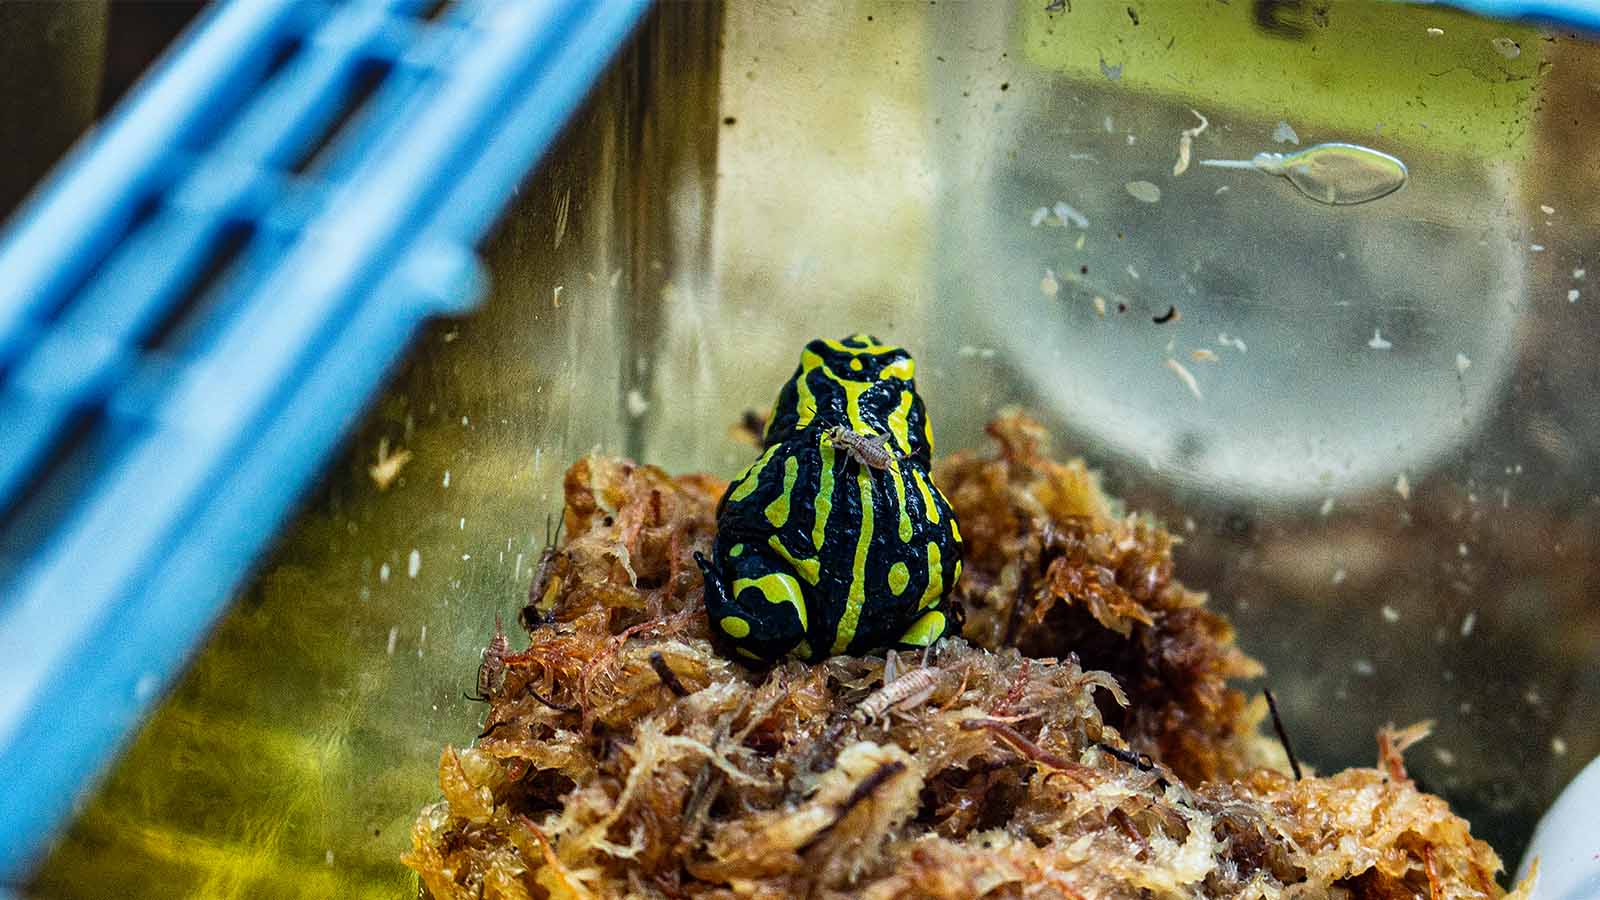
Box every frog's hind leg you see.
[695,549,809,663]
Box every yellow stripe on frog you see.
[823,336,900,357]
[886,389,913,456]
[805,349,872,433]
[880,356,915,382]
[729,445,778,503]
[918,541,943,610]
[733,571,808,630]
[765,455,799,527]
[912,468,940,524]
[768,534,820,585]
[812,435,835,551]
[898,610,946,647]
[889,464,912,543]
[830,468,876,655]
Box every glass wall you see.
[24,2,1597,895]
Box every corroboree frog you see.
[695,334,964,662]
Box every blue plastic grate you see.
[0,0,647,880]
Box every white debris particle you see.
[1490,37,1521,59]
[1217,332,1247,353]
[459,517,466,530]
[1434,747,1456,766]
[442,470,451,488]
[979,347,996,359]
[1551,736,1568,756]
[1530,243,1545,252]
[1455,353,1471,374]
[379,563,391,583]
[1125,180,1162,203]
[134,673,159,702]
[386,626,399,656]
[1103,114,1115,133]
[1173,109,1209,176]
[368,438,411,490]
[326,850,335,866]
[1165,358,1203,400]
[1052,201,1089,228]
[1574,268,1586,279]
[417,624,427,658]
[408,550,421,579]
[1127,133,1136,146]
[1352,658,1375,676]
[1367,329,1393,350]
[1458,542,1469,557]
[1524,686,1542,706]
[1030,206,1049,227]
[552,284,563,308]
[1426,26,1444,36]
[1381,605,1400,623]
[1041,269,1060,297]
[626,389,650,417]
[1075,233,1086,250]
[1569,289,1580,303]
[1540,204,1555,214]
[1126,264,1140,280]
[1215,185,1230,195]
[1190,348,1219,363]
[1460,611,1477,637]
[1092,296,1107,317]
[958,345,978,357]
[1395,473,1411,500]
[1184,517,1197,533]
[1272,120,1300,145]
[1332,567,1347,585]
[462,553,472,561]
[461,416,469,426]
[1319,496,1335,516]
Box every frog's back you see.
[704,334,962,662]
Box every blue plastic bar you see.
[1442,0,1600,32]
[0,0,647,881]
[0,0,304,367]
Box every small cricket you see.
[825,424,904,472]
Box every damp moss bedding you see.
[402,412,1535,900]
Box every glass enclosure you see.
[13,2,1597,897]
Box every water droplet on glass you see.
[1200,143,1407,206]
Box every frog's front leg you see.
[695,549,810,663]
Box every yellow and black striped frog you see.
[695,335,963,662]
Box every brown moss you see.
[402,415,1534,900]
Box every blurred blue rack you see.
[1445,0,1600,33]
[0,0,646,881]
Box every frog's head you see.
[763,334,934,464]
